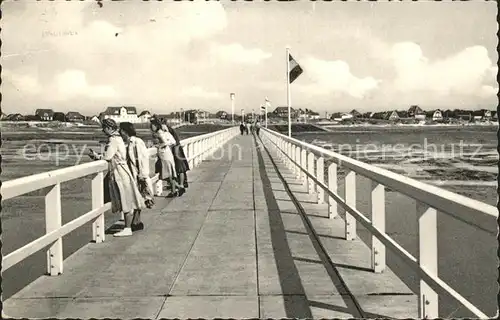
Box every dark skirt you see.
[171,145,190,173]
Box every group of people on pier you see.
[87,116,190,237]
[240,119,261,136]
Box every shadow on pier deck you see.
[4,134,416,319]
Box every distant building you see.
[472,109,492,121]
[492,111,497,120]
[66,112,85,122]
[53,112,66,122]
[1,112,6,120]
[350,109,362,118]
[6,113,24,121]
[35,109,54,121]
[386,110,400,121]
[216,111,228,119]
[138,110,152,123]
[90,115,100,124]
[430,110,443,122]
[100,106,139,123]
[408,105,426,120]
[273,106,297,118]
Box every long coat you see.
[154,129,177,179]
[98,135,144,213]
[126,136,154,201]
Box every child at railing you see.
[88,118,144,237]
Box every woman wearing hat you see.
[150,117,179,197]
[88,118,144,237]
[164,121,189,195]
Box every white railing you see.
[260,128,496,319]
[1,126,239,275]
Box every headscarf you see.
[101,118,120,136]
[150,116,163,131]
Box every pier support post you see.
[345,170,357,240]
[370,182,385,273]
[92,171,106,244]
[316,157,324,204]
[307,152,315,194]
[328,163,338,219]
[45,183,63,275]
[417,202,439,318]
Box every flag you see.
[288,54,303,84]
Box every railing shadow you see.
[254,137,313,319]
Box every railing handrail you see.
[261,128,497,222]
[261,128,493,318]
[2,125,239,275]
[2,127,235,200]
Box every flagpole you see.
[286,47,291,137]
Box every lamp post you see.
[230,93,235,124]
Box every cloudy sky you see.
[2,0,498,116]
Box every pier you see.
[2,126,496,319]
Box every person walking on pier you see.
[254,120,261,136]
[119,122,155,232]
[165,122,190,194]
[150,117,179,197]
[88,118,144,237]
[239,122,245,135]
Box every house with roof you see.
[426,109,444,122]
[273,106,297,118]
[1,112,7,120]
[215,111,228,119]
[6,113,24,121]
[100,106,139,123]
[138,110,152,123]
[350,109,362,118]
[66,111,85,122]
[35,109,54,121]
[408,105,426,120]
[386,110,400,121]
[492,111,497,121]
[471,109,492,121]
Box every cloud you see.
[3,69,43,95]
[390,42,497,98]
[181,86,222,100]
[1,1,228,112]
[55,69,116,100]
[299,57,380,98]
[210,43,272,64]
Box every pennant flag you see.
[289,54,303,84]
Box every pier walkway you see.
[4,133,416,319]
[4,126,496,319]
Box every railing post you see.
[417,202,439,319]
[328,162,338,218]
[45,183,63,275]
[316,157,324,204]
[370,181,385,273]
[295,146,302,180]
[287,143,293,170]
[345,170,357,240]
[301,149,307,187]
[290,145,296,174]
[307,152,315,194]
[188,143,194,169]
[92,171,105,244]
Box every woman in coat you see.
[165,122,190,196]
[88,118,144,237]
[119,122,155,232]
[150,117,179,197]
